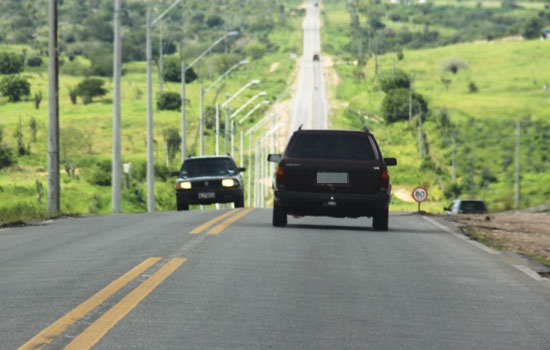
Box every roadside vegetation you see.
[1,0,549,224]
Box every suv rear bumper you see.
[273,190,390,218]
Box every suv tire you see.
[273,204,287,227]
[372,208,389,231]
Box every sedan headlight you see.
[222,178,236,188]
[176,181,192,190]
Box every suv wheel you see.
[177,201,189,211]
[272,204,287,227]
[372,208,389,231]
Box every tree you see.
[162,58,198,83]
[163,126,181,166]
[379,69,411,93]
[0,75,31,102]
[382,88,428,124]
[441,58,469,74]
[75,78,107,104]
[0,52,25,74]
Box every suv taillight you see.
[380,169,390,191]
[276,165,285,189]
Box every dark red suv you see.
[267,128,397,230]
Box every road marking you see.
[209,208,254,235]
[422,215,499,255]
[189,209,243,234]
[18,257,161,350]
[65,258,186,350]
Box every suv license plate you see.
[198,192,215,199]
[317,172,348,184]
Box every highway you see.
[1,1,549,349]
[1,210,549,349]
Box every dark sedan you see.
[175,156,245,211]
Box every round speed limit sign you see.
[412,186,428,203]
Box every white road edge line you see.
[422,216,546,282]
[422,216,497,254]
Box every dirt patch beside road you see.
[443,210,550,268]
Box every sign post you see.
[412,186,428,212]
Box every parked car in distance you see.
[312,52,320,61]
[444,199,488,215]
[174,156,245,211]
[267,128,397,230]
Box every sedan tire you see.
[177,201,189,211]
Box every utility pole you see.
[418,103,423,158]
[48,0,60,214]
[451,135,456,184]
[112,0,122,213]
[514,120,521,209]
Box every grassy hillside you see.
[322,1,550,213]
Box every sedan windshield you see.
[180,158,238,177]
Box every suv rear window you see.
[287,133,378,160]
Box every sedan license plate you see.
[317,172,348,184]
[198,192,215,199]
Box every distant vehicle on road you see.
[444,199,488,215]
[268,128,397,230]
[312,52,320,61]
[174,156,245,211]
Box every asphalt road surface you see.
[1,209,549,349]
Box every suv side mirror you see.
[384,158,397,166]
[238,167,246,172]
[171,171,180,177]
[267,154,282,163]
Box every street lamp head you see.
[239,60,250,65]
[226,31,239,37]
[258,91,267,96]
[251,79,261,85]
[261,100,270,105]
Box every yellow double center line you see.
[20,208,254,349]
[190,208,254,235]
[19,257,185,350]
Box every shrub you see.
[0,75,31,102]
[85,159,111,186]
[0,52,25,74]
[0,144,15,169]
[27,56,43,67]
[157,92,181,111]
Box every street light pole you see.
[200,60,249,156]
[146,0,183,213]
[228,92,267,155]
[221,79,260,153]
[180,31,239,161]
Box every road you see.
[2,1,549,349]
[1,210,549,349]
[289,0,328,135]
